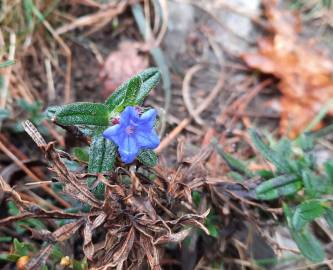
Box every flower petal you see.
[135,129,160,149]
[118,135,139,164]
[120,106,139,125]
[103,125,123,145]
[138,109,157,128]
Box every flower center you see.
[125,125,135,135]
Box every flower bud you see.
[16,256,29,270]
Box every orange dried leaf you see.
[242,2,333,137]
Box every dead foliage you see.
[0,121,210,269]
[242,1,333,137]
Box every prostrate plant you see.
[220,129,333,262]
[0,68,209,270]
[46,68,162,204]
[47,68,160,197]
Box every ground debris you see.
[242,1,333,137]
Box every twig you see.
[44,58,56,102]
[55,2,127,35]
[156,72,224,153]
[0,136,70,208]
[182,65,205,125]
[32,6,72,103]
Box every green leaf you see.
[255,174,302,200]
[53,102,110,126]
[292,200,327,231]
[227,171,244,182]
[0,253,20,262]
[324,208,333,230]
[13,239,29,256]
[291,227,325,262]
[73,147,89,163]
[137,149,158,167]
[296,133,314,152]
[324,160,333,184]
[45,105,61,119]
[284,204,325,262]
[207,223,219,238]
[135,68,160,104]
[0,108,10,120]
[88,135,117,198]
[0,60,15,68]
[274,137,292,159]
[88,135,117,174]
[105,68,160,112]
[0,236,12,242]
[125,76,142,106]
[322,0,332,8]
[302,170,318,197]
[249,129,290,173]
[215,144,254,177]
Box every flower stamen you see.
[126,125,135,135]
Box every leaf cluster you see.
[219,129,333,262]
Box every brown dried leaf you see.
[83,213,107,260]
[99,41,149,98]
[126,196,157,221]
[45,143,101,208]
[242,2,333,137]
[153,228,192,245]
[112,226,135,266]
[52,219,85,242]
[164,209,210,235]
[140,235,161,270]
[83,220,95,260]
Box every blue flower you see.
[103,106,160,164]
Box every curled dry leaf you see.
[99,41,149,98]
[242,2,333,137]
[153,227,192,245]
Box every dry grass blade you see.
[55,2,127,35]
[25,244,53,270]
[0,32,16,109]
[156,73,224,153]
[22,120,47,147]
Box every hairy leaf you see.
[137,150,158,167]
[215,144,253,177]
[291,228,325,262]
[53,102,110,126]
[256,174,302,200]
[250,129,290,173]
[292,200,327,230]
[324,208,333,230]
[284,204,325,262]
[125,76,142,106]
[105,68,160,112]
[88,135,117,174]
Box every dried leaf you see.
[154,228,192,245]
[83,221,95,260]
[126,196,157,221]
[99,41,149,98]
[114,227,135,262]
[52,219,84,242]
[242,2,333,137]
